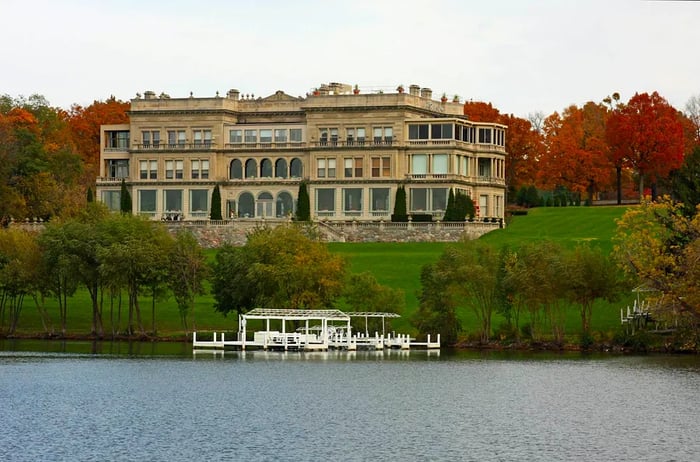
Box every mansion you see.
[96,83,507,222]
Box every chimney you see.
[144,91,156,100]
[409,84,420,96]
[227,89,240,99]
[420,88,432,99]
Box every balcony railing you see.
[132,142,216,150]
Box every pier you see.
[193,308,440,351]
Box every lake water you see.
[1,341,699,462]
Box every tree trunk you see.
[616,166,622,205]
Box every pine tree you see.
[444,188,456,221]
[210,184,222,220]
[86,187,94,203]
[392,184,408,222]
[296,180,310,221]
[119,179,132,214]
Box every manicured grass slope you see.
[13,206,633,340]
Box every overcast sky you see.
[2,0,698,118]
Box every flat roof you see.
[243,308,350,320]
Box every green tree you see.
[86,186,94,203]
[455,190,475,220]
[211,226,345,315]
[343,272,405,334]
[210,184,222,220]
[670,145,700,217]
[296,181,310,221]
[413,263,460,346]
[168,230,208,334]
[443,188,456,221]
[119,179,132,215]
[392,184,407,222]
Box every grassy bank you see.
[7,206,635,344]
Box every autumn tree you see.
[613,197,700,324]
[68,97,129,183]
[210,226,346,315]
[606,92,685,199]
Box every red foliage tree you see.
[606,92,685,199]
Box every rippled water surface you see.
[1,343,699,462]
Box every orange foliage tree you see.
[463,101,543,197]
[606,92,685,199]
[538,103,612,201]
[68,96,129,182]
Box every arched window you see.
[230,159,243,179]
[238,192,255,218]
[275,158,288,178]
[276,191,294,217]
[245,159,257,179]
[257,191,274,217]
[290,158,303,178]
[260,158,273,178]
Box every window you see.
[330,128,338,146]
[244,129,257,144]
[478,128,492,144]
[275,158,288,178]
[101,190,121,211]
[431,124,453,139]
[165,160,183,179]
[274,129,287,143]
[107,131,129,149]
[290,128,302,143]
[410,188,428,211]
[316,188,335,212]
[191,159,209,179]
[479,195,489,217]
[347,127,366,145]
[346,128,355,146]
[290,158,303,177]
[433,154,448,175]
[167,130,186,148]
[374,127,393,145]
[230,159,243,179]
[276,191,294,217]
[142,130,160,148]
[356,128,366,145]
[343,188,362,213]
[164,190,183,212]
[139,160,157,179]
[260,129,272,144]
[317,158,336,178]
[478,158,491,177]
[139,190,157,214]
[371,157,391,177]
[344,158,362,178]
[193,129,212,147]
[190,189,208,217]
[245,159,257,178]
[431,188,448,211]
[107,159,129,179]
[229,129,242,143]
[317,159,326,178]
[411,154,427,175]
[260,158,273,177]
[408,124,429,139]
[370,188,390,212]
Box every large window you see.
[274,129,287,144]
[373,127,393,145]
[344,158,362,178]
[478,158,491,177]
[316,188,335,213]
[244,129,257,144]
[191,159,209,179]
[431,124,453,139]
[290,128,302,143]
[275,158,288,178]
[343,188,362,214]
[139,160,158,179]
[432,154,448,175]
[229,129,242,143]
[319,128,338,146]
[479,195,489,217]
[260,158,273,178]
[190,189,208,217]
[259,129,273,144]
[370,188,390,212]
[410,188,428,211]
[230,159,243,179]
[409,188,447,213]
[102,190,121,211]
[431,188,448,211]
[317,158,336,178]
[290,158,303,177]
[138,190,157,215]
[478,128,492,144]
[141,130,160,148]
[107,159,129,179]
[245,159,257,178]
[408,124,429,140]
[371,157,391,177]
[411,154,427,175]
[276,191,294,217]
[239,192,255,218]
[164,190,183,213]
[107,131,129,149]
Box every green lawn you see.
[9,205,636,342]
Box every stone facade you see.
[96,82,507,223]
